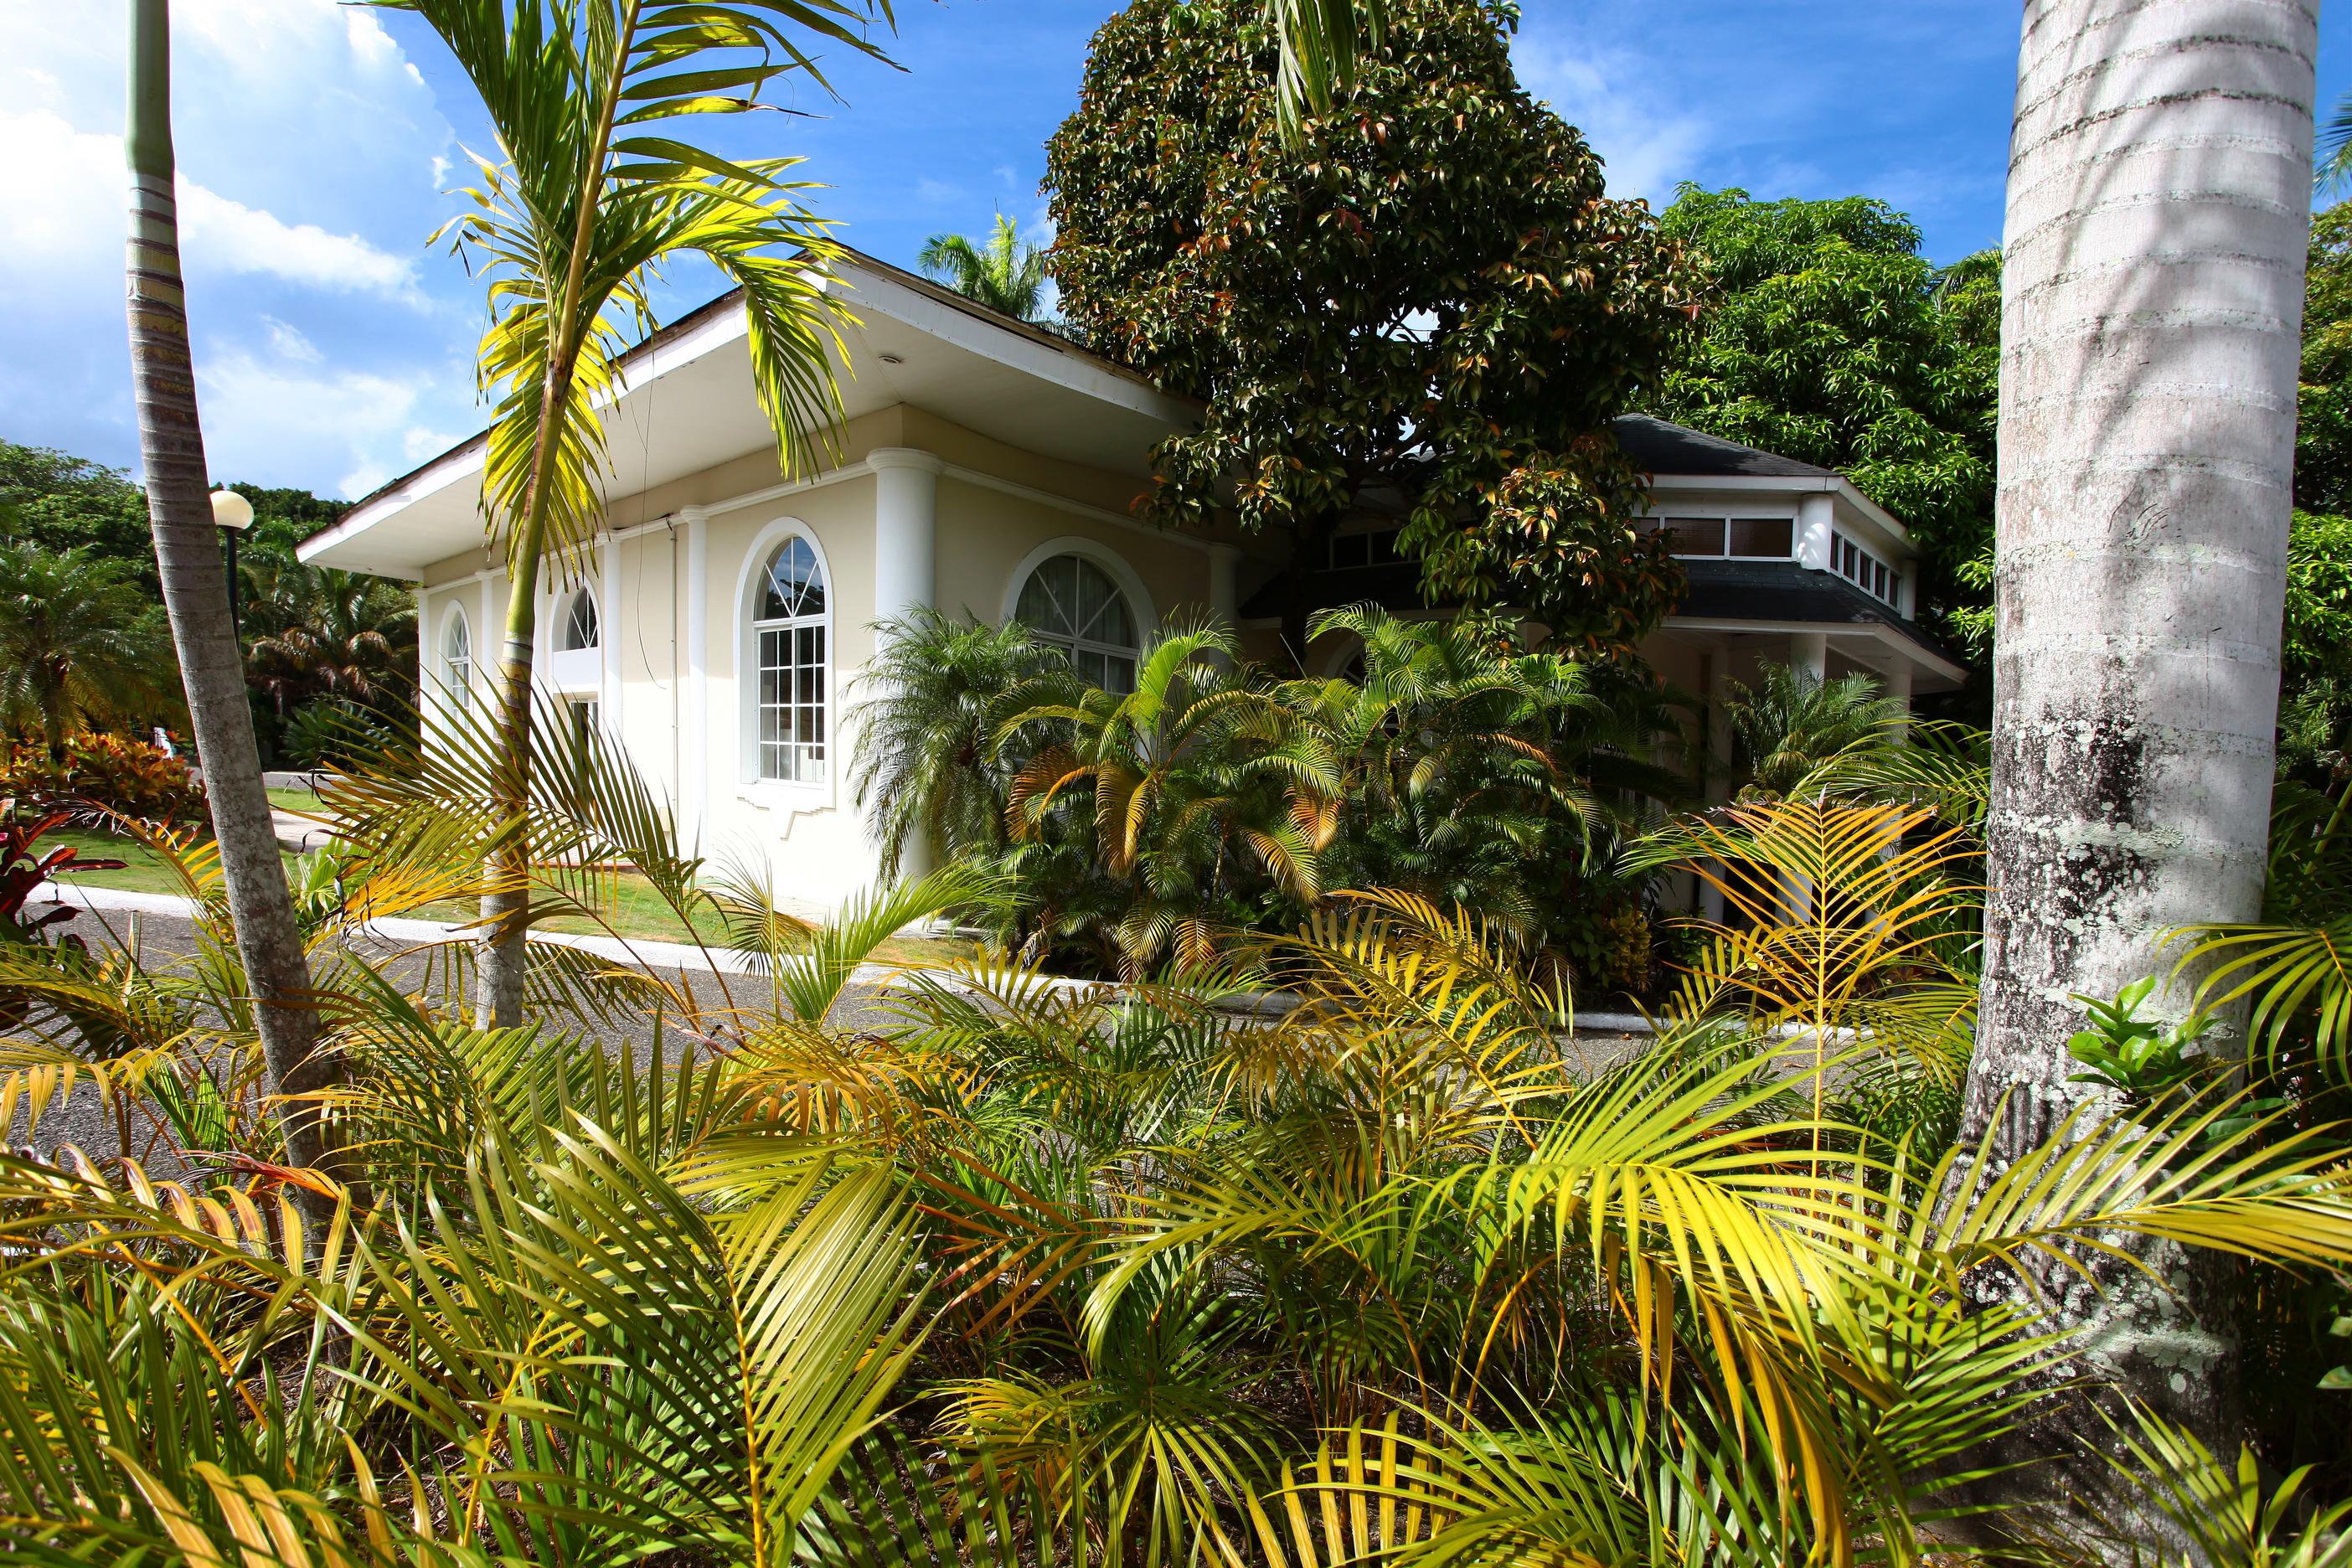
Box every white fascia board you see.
[297,438,485,570]
[832,260,1197,429]
[1645,472,1914,556]
[1664,614,1968,683]
[299,300,757,574]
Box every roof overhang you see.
[1662,615,1970,689]
[300,255,1199,578]
[1646,472,1915,552]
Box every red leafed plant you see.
[0,806,126,946]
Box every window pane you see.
[1653,517,1726,556]
[1727,518,1792,558]
[1331,534,1369,569]
[760,536,827,620]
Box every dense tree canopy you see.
[1044,0,1695,656]
[2282,202,2352,781]
[1647,188,1999,655]
[0,438,408,759]
[0,444,155,575]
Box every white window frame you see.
[557,585,600,651]
[1832,529,1899,606]
[1638,513,1799,561]
[1003,537,1154,694]
[439,604,473,716]
[735,518,835,799]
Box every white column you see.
[1700,649,1731,925]
[1898,558,1921,618]
[1797,491,1836,572]
[680,507,709,849]
[866,450,941,886]
[600,531,622,736]
[1883,656,1914,736]
[1788,631,1828,682]
[869,448,941,628]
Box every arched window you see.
[557,587,600,651]
[753,534,828,784]
[441,609,472,710]
[1017,553,1138,693]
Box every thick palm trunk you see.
[1962,0,2313,1527]
[124,0,351,1224]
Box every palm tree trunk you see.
[125,0,352,1226]
[476,563,539,1028]
[1960,0,2313,1531]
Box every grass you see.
[40,821,961,969]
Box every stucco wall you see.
[405,402,1233,912]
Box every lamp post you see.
[209,486,253,644]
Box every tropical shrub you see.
[0,729,203,823]
[854,609,1690,990]
[8,730,2352,1562]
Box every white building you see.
[301,252,1965,909]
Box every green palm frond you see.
[2107,1405,2352,1568]
[1264,0,1387,143]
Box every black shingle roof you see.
[1609,414,1838,480]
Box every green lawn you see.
[41,823,962,968]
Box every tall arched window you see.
[557,587,600,651]
[1017,553,1139,693]
[753,534,828,783]
[441,609,472,710]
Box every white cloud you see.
[179,182,415,295]
[263,317,322,363]
[195,347,435,499]
[1513,36,1712,205]
[0,0,472,495]
[915,177,964,206]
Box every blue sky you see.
[3,0,2348,500]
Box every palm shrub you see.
[10,706,2352,1561]
[996,623,1337,977]
[0,540,178,765]
[848,607,1066,880]
[1722,659,1907,799]
[1284,606,1688,982]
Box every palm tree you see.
[916,214,1051,322]
[1000,624,1336,974]
[0,544,175,764]
[1720,660,1903,800]
[246,570,418,720]
[846,606,1060,879]
[1961,0,2318,1509]
[122,0,351,1220]
[383,0,893,1027]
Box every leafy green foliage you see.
[0,541,179,759]
[855,607,1684,987]
[0,441,155,570]
[2063,977,2214,1100]
[1720,660,1906,800]
[1649,188,1999,657]
[8,718,2352,1560]
[1044,0,1695,652]
[918,214,1054,322]
[848,608,1064,880]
